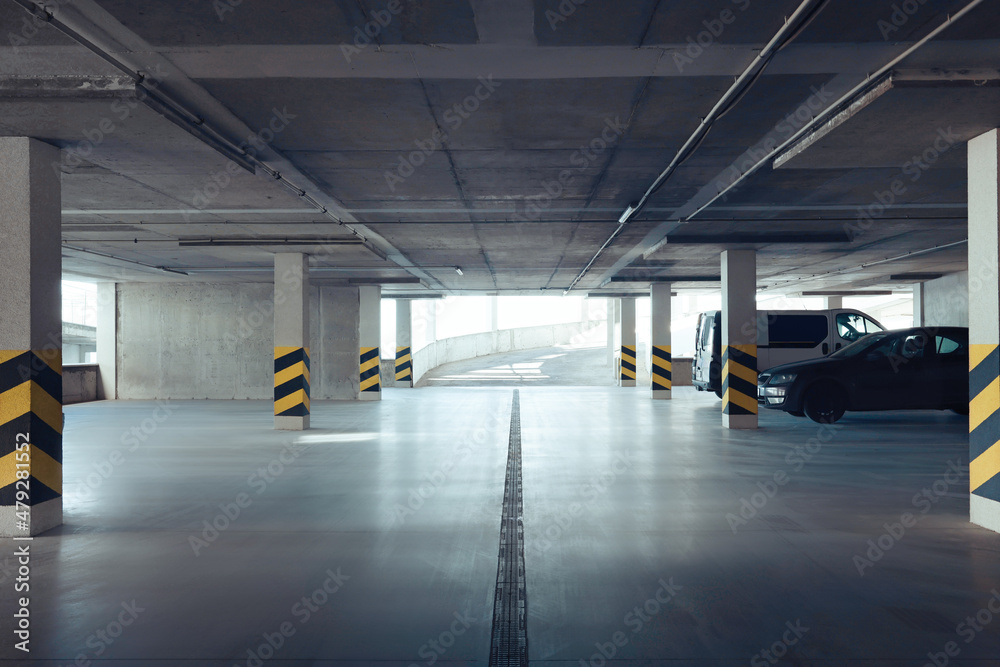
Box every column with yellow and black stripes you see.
[274,254,310,430]
[969,129,1000,530]
[395,299,414,387]
[721,250,758,429]
[650,283,672,399]
[359,286,382,400]
[1,137,63,535]
[619,297,637,387]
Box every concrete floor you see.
[3,387,999,665]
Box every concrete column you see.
[96,282,116,400]
[359,285,382,400]
[0,137,62,536]
[824,296,843,310]
[968,129,1000,532]
[395,299,413,388]
[274,254,310,431]
[606,298,615,367]
[912,284,926,326]
[651,284,672,399]
[619,297,637,387]
[721,250,758,430]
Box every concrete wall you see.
[63,364,99,404]
[412,321,603,384]
[116,283,359,400]
[922,272,969,327]
[310,286,360,400]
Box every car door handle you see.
[823,343,829,355]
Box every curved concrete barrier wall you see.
[409,321,604,385]
[64,364,99,404]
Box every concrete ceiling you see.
[1,0,997,295]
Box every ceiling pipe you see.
[686,0,987,221]
[564,0,830,294]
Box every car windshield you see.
[830,332,895,359]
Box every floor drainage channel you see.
[489,389,529,666]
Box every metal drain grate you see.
[489,390,529,667]
[883,606,955,633]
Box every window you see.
[768,315,828,348]
[837,313,882,342]
[936,335,965,356]
[898,333,929,360]
[698,316,713,350]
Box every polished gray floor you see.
[2,384,998,666]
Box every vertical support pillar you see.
[620,297,636,387]
[274,253,310,431]
[96,282,117,400]
[968,129,1000,531]
[651,284,672,399]
[395,299,413,388]
[721,250,758,430]
[490,295,499,332]
[824,296,843,310]
[359,285,382,400]
[0,137,63,536]
[912,284,926,327]
[606,298,615,368]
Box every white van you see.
[691,309,885,397]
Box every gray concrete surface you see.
[922,271,970,328]
[63,364,99,404]
[2,388,998,664]
[419,345,697,389]
[115,283,361,400]
[411,321,604,384]
[3,2,988,294]
[419,344,638,387]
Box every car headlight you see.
[768,373,797,385]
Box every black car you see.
[758,327,969,423]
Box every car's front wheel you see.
[803,383,847,424]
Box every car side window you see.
[936,335,966,356]
[899,333,929,360]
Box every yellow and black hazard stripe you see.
[395,346,412,383]
[652,345,672,391]
[274,347,310,417]
[970,344,1000,499]
[620,345,637,383]
[361,347,381,393]
[722,344,758,416]
[1,350,62,506]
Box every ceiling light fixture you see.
[455,267,464,276]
